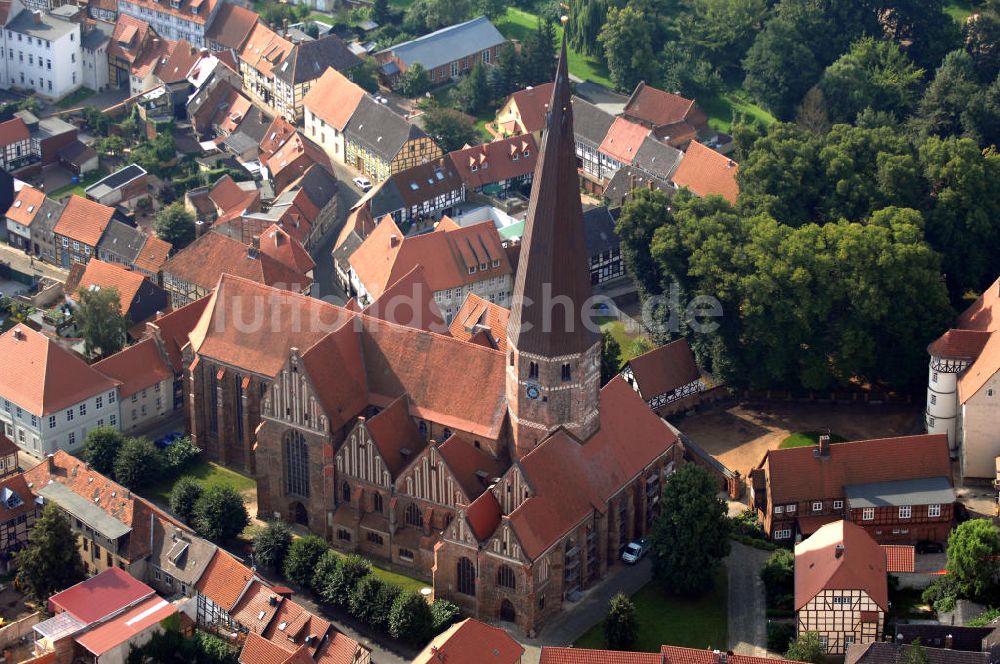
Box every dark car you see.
[154,432,183,449]
[916,540,944,554]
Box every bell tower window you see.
[528,362,538,379]
[561,364,571,381]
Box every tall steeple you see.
[505,33,601,457]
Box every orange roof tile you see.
[365,395,426,479]
[540,647,661,664]
[437,434,506,501]
[795,520,887,610]
[93,337,172,398]
[448,135,538,189]
[502,82,554,135]
[625,338,700,398]
[882,545,915,573]
[259,224,315,275]
[758,434,952,505]
[362,265,447,334]
[71,259,147,314]
[195,549,256,611]
[239,23,292,80]
[259,116,297,159]
[205,2,257,51]
[134,235,172,274]
[465,489,502,541]
[671,141,739,204]
[155,38,202,83]
[599,117,649,165]
[231,581,282,635]
[6,185,45,227]
[0,325,119,415]
[0,117,29,146]
[448,293,509,353]
[956,276,1000,332]
[53,195,115,247]
[146,296,209,373]
[960,331,1000,402]
[298,322,368,432]
[302,67,365,132]
[415,619,523,664]
[623,81,705,130]
[927,329,991,360]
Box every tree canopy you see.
[76,285,128,357]
[154,203,196,253]
[16,503,85,602]
[193,485,249,543]
[945,519,1000,601]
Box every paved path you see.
[727,541,771,656]
[0,243,68,283]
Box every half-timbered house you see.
[621,339,705,416]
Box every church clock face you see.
[525,383,540,400]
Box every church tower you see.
[506,34,601,457]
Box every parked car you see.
[621,538,648,564]
[352,176,372,192]
[915,540,944,554]
[154,432,183,449]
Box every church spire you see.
[506,33,598,357]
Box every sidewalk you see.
[0,243,68,283]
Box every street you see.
[726,541,771,656]
[0,242,68,283]
[309,159,364,305]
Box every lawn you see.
[307,13,334,25]
[47,171,104,199]
[56,87,95,110]
[495,8,613,88]
[944,1,973,23]
[146,459,257,505]
[297,543,428,593]
[575,571,728,652]
[600,318,652,367]
[779,431,847,449]
[700,85,776,133]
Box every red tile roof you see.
[0,117,29,147]
[299,322,368,432]
[231,580,282,635]
[626,339,700,398]
[205,2,258,51]
[265,133,332,192]
[195,548,256,611]
[362,265,447,334]
[437,434,506,500]
[259,116,297,159]
[960,332,1000,402]
[133,235,172,274]
[465,489,502,541]
[161,231,312,293]
[76,596,176,655]
[671,141,739,204]
[448,293,509,353]
[93,337,172,398]
[927,329,992,360]
[240,632,305,664]
[239,23,292,80]
[795,520,887,610]
[6,185,45,227]
[48,567,154,624]
[365,394,427,478]
[70,258,148,314]
[210,175,259,216]
[599,117,650,164]
[448,135,538,189]
[659,645,809,664]
[302,67,366,131]
[0,473,38,524]
[0,325,119,415]
[500,82,554,135]
[757,434,952,505]
[259,224,315,275]
[540,647,661,664]
[147,296,209,373]
[623,82,706,130]
[882,545,915,573]
[107,15,151,66]
[53,195,115,247]
[155,39,202,83]
[956,277,1000,332]
[415,618,524,664]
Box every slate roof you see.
[274,34,361,85]
[376,16,505,71]
[844,476,956,508]
[846,642,989,664]
[582,205,619,256]
[794,520,888,611]
[96,220,147,264]
[570,96,615,146]
[345,96,429,162]
[895,625,994,652]
[633,135,684,180]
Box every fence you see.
[0,611,41,649]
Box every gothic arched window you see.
[496,564,516,590]
[405,503,423,527]
[457,557,476,596]
[341,481,351,504]
[284,430,309,497]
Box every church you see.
[184,39,684,635]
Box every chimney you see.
[46,453,54,472]
[818,434,831,457]
[273,230,284,247]
[835,543,845,558]
[32,10,41,23]
[945,635,953,649]
[12,329,24,341]
[389,234,400,247]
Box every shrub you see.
[388,590,433,642]
[604,592,638,650]
[253,521,292,572]
[349,575,387,624]
[761,549,795,610]
[311,550,342,594]
[283,535,328,588]
[113,437,162,489]
[730,509,767,540]
[430,599,461,633]
[193,485,249,543]
[162,436,201,472]
[321,554,372,607]
[169,477,204,524]
[767,622,796,652]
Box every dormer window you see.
[468,266,476,274]
[523,150,530,158]
[471,164,478,172]
[479,262,487,271]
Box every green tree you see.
[83,426,126,476]
[566,0,608,57]
[795,86,832,135]
[388,590,434,642]
[760,548,794,607]
[351,59,380,94]
[398,63,432,98]
[599,5,659,92]
[601,329,622,385]
[660,41,723,100]
[349,575,387,624]
[604,592,638,650]
[945,519,1000,601]
[162,436,201,472]
[616,188,669,297]
[910,50,993,143]
[113,437,162,489]
[193,485,249,542]
[253,521,293,572]
[422,107,479,152]
[169,476,204,524]
[651,465,730,595]
[878,0,961,70]
[902,640,930,664]
[284,535,329,588]
[320,553,372,606]
[671,0,768,78]
[154,202,196,253]
[76,284,128,357]
[819,37,924,123]
[785,631,825,664]
[15,503,85,602]
[475,0,506,19]
[371,0,390,24]
[519,18,556,86]
[963,12,1000,83]
[492,42,522,101]
[430,599,461,633]
[311,549,342,593]
[453,61,492,115]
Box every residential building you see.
[33,568,177,664]
[366,156,464,229]
[347,216,514,319]
[0,325,121,458]
[270,34,361,122]
[95,219,147,268]
[846,642,990,664]
[0,430,18,477]
[18,109,79,167]
[106,14,162,90]
[1,6,83,100]
[602,136,684,206]
[374,16,505,87]
[302,65,365,165]
[344,95,441,182]
[193,547,261,632]
[0,472,35,572]
[449,134,538,199]
[414,619,524,664]
[239,164,339,251]
[582,205,624,285]
[331,202,375,293]
[895,625,996,652]
[622,339,706,417]
[116,0,219,47]
[448,292,509,353]
[160,230,313,307]
[4,182,44,251]
[926,275,1000,478]
[28,195,64,263]
[88,0,116,23]
[52,194,115,267]
[203,0,255,52]
[144,513,216,598]
[64,258,169,326]
[0,117,32,170]
[571,95,616,191]
[749,434,955,543]
[132,234,172,280]
[670,140,739,204]
[622,81,710,149]
[262,129,332,194]
[84,163,148,206]
[494,82,553,139]
[795,521,887,655]
[93,337,174,431]
[540,646,810,664]
[236,22,291,115]
[80,17,111,92]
